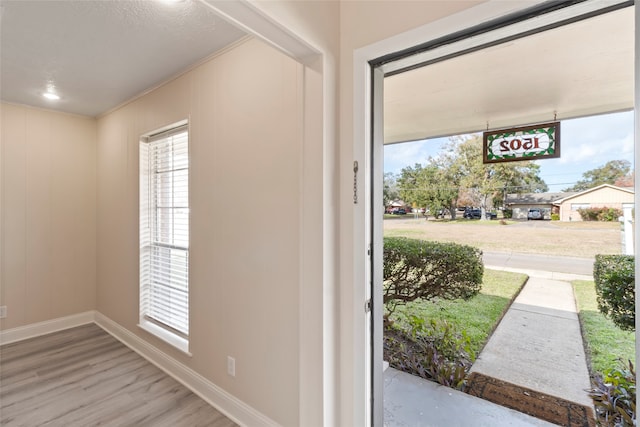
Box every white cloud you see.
[384,137,448,173]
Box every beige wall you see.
[0,103,97,329]
[559,186,635,221]
[249,2,341,425]
[97,38,302,427]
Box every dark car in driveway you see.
[463,209,482,219]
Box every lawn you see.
[387,269,527,359]
[384,218,620,258]
[572,280,635,375]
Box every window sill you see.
[138,319,191,356]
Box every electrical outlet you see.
[0,306,6,319]
[227,356,235,377]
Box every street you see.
[483,251,594,276]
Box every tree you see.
[442,135,547,217]
[614,171,634,188]
[396,163,430,209]
[396,163,459,218]
[383,172,399,205]
[564,160,631,192]
[394,135,548,219]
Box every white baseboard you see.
[0,311,96,345]
[94,312,280,427]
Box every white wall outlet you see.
[0,306,6,319]
[227,356,236,377]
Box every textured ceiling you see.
[384,6,635,144]
[0,0,247,117]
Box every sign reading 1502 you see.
[483,122,560,164]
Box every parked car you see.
[527,208,543,220]
[392,208,406,215]
[463,208,481,219]
[485,212,497,220]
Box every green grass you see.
[572,280,635,375]
[388,269,526,359]
[383,214,421,220]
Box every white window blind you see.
[140,124,189,339]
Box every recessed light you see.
[43,92,60,100]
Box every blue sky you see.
[384,110,634,192]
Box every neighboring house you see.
[506,185,634,221]
[386,199,409,213]
[554,184,634,221]
[505,192,576,220]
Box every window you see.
[571,203,590,211]
[139,122,189,352]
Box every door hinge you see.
[367,243,371,256]
[365,299,372,313]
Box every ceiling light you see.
[43,92,60,100]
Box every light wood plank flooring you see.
[0,324,238,427]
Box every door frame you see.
[359,1,638,425]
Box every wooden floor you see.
[0,324,238,427]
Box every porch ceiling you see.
[384,6,635,144]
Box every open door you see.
[366,1,636,425]
[370,66,385,427]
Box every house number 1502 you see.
[499,137,540,152]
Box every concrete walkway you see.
[384,267,595,426]
[470,271,593,409]
[384,368,557,427]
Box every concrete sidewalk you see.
[384,368,556,427]
[470,271,593,409]
[384,267,595,426]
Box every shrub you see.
[589,360,636,427]
[550,213,560,221]
[384,316,472,390]
[600,207,623,222]
[594,254,635,331]
[578,207,622,222]
[503,209,513,219]
[383,237,483,317]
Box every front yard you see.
[388,269,526,359]
[382,222,634,424]
[384,217,620,258]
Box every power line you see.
[394,182,576,192]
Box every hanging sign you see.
[483,121,560,164]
